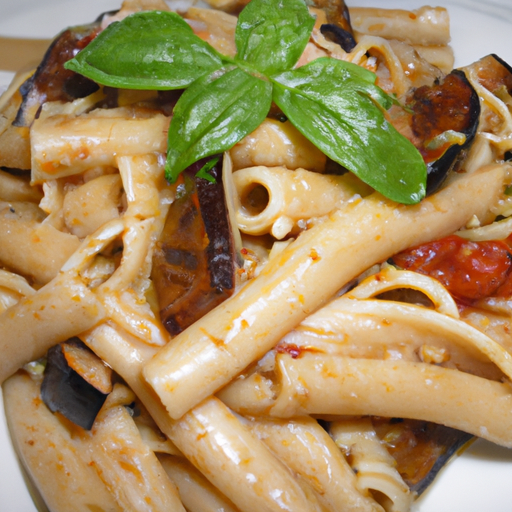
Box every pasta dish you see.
[1,0,512,510]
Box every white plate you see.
[1,0,512,511]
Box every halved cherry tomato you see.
[392,235,512,301]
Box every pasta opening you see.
[239,183,270,216]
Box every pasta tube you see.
[144,164,506,420]
[278,298,506,381]
[267,353,512,447]
[3,372,123,512]
[246,416,382,512]
[349,7,450,47]
[30,107,169,183]
[229,119,326,172]
[0,169,42,202]
[82,394,186,512]
[0,201,80,284]
[0,218,126,384]
[233,166,371,239]
[83,324,325,512]
[169,397,325,512]
[0,272,106,384]
[0,268,35,313]
[158,455,242,512]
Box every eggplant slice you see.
[470,53,512,97]
[313,0,357,52]
[407,69,480,195]
[412,54,512,195]
[385,68,481,196]
[373,418,473,496]
[41,338,112,430]
[13,23,101,129]
[151,156,238,336]
[0,17,106,171]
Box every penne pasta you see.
[268,353,512,447]
[0,201,80,284]
[81,389,186,512]
[31,107,170,183]
[246,416,382,512]
[233,166,372,239]
[0,271,106,383]
[2,1,512,510]
[349,7,451,47]
[230,119,327,173]
[3,371,123,512]
[0,169,42,203]
[158,455,242,512]
[83,323,330,512]
[144,164,506,420]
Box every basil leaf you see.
[65,11,223,90]
[165,66,272,182]
[271,58,427,204]
[235,0,315,75]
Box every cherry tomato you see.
[392,235,512,301]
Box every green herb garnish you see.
[195,156,220,183]
[65,0,427,204]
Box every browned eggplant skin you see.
[13,25,101,128]
[311,0,357,52]
[386,68,480,196]
[405,54,512,195]
[373,418,473,496]
[151,156,237,336]
[41,339,111,431]
[473,53,512,96]
[409,69,480,195]
[309,0,352,34]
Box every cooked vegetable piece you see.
[472,53,512,96]
[320,23,356,52]
[61,338,113,395]
[311,0,353,35]
[151,156,237,335]
[407,69,480,194]
[14,23,102,128]
[392,235,512,302]
[41,338,112,430]
[373,418,474,496]
[313,0,357,52]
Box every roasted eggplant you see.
[0,18,106,171]
[386,68,480,196]
[151,156,238,336]
[313,0,357,52]
[373,417,474,496]
[470,53,512,97]
[41,338,113,430]
[408,69,480,195]
[13,24,102,129]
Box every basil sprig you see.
[271,58,426,204]
[166,66,272,182]
[235,0,315,75]
[65,0,427,204]
[66,11,224,90]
